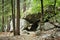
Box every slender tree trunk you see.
[40,0,44,30]
[11,0,16,35]
[23,0,26,12]
[15,0,20,35]
[13,0,16,35]
[2,16,4,32]
[6,16,11,32]
[2,0,4,32]
[54,0,56,14]
[23,0,26,17]
[41,0,44,22]
[53,0,56,23]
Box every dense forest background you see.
[0,0,60,32]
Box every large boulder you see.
[20,19,31,31]
[6,19,31,34]
[23,13,41,23]
[41,22,55,30]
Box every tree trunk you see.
[2,0,4,32]
[54,0,56,14]
[23,0,26,12]
[11,0,16,35]
[40,0,44,30]
[15,0,20,35]
[2,16,4,32]
[41,0,44,22]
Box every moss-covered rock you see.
[23,13,41,23]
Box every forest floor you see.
[0,34,60,40]
[0,28,60,40]
[0,35,60,40]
